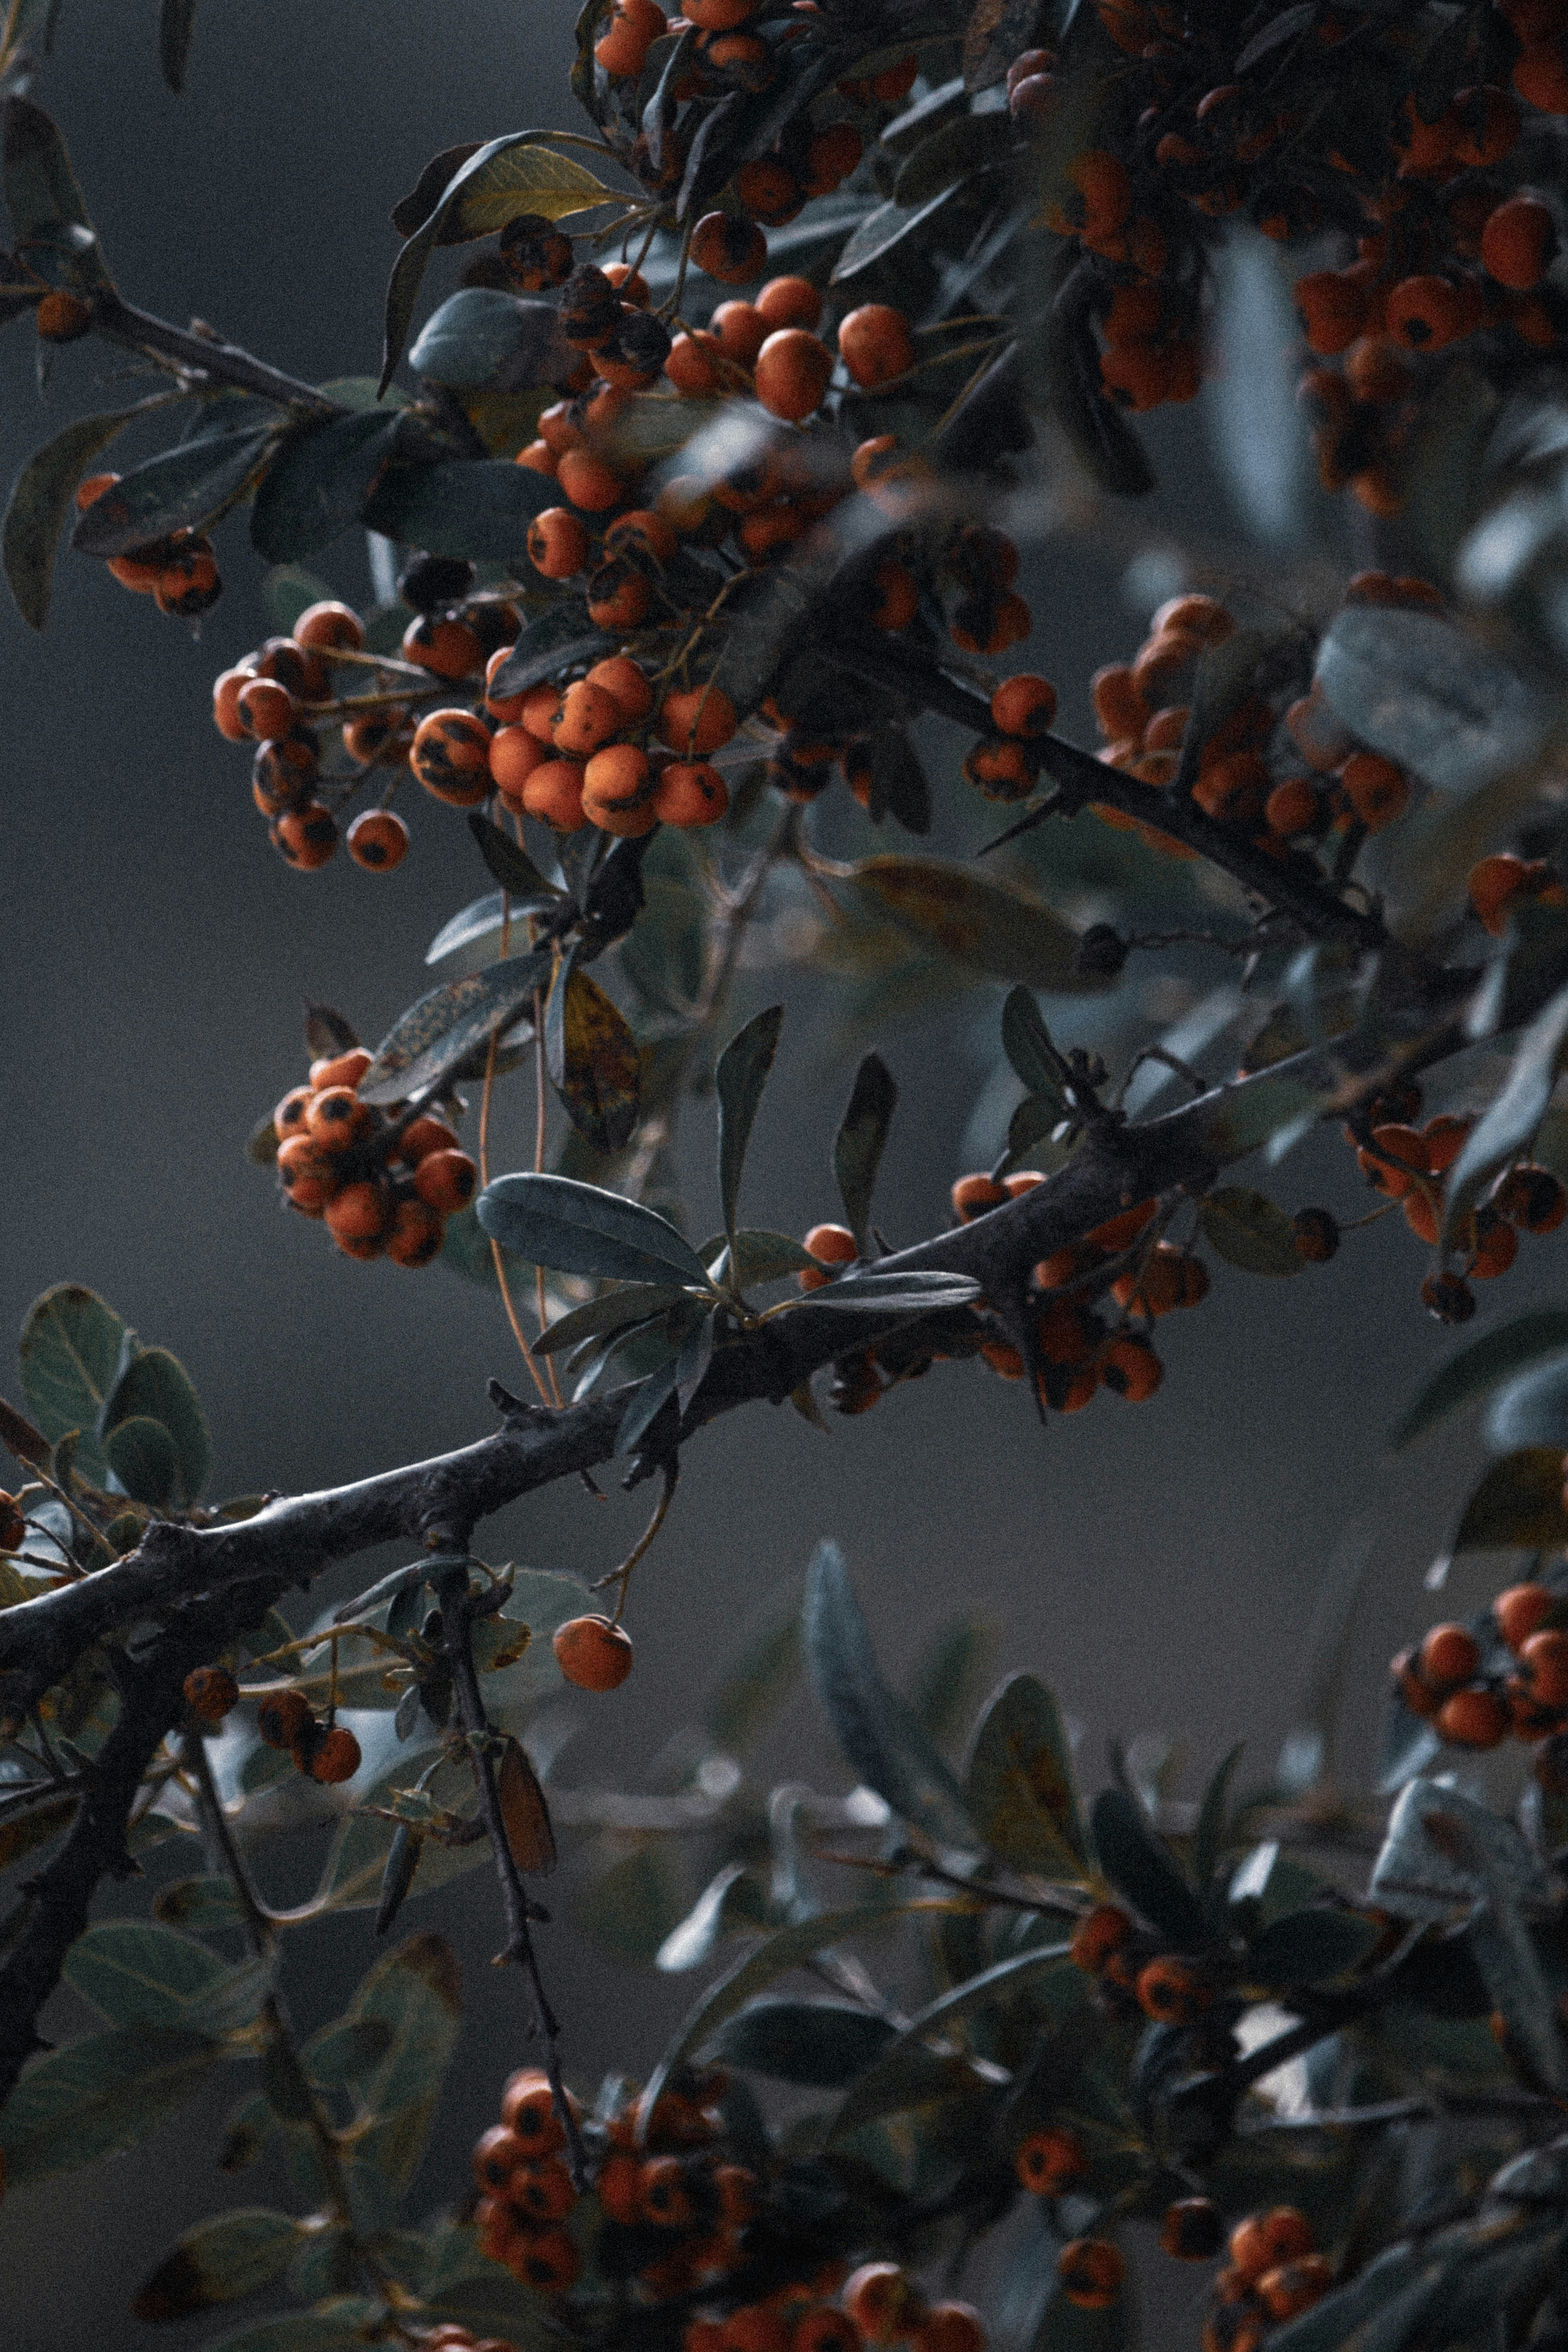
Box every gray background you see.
[0,5,1537,2342]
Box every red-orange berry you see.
[183,1666,240,1722]
[345,810,410,871]
[1014,2127,1086,2195]
[305,1725,362,1783]
[1057,2240,1124,2310]
[413,1149,479,1214]
[553,1614,634,1690]
[837,302,914,388]
[1228,2209,1313,2283]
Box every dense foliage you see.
[16,0,1568,2346]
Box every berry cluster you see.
[269,1045,478,1267]
[1069,1899,1220,2029]
[181,1662,364,1783]
[1203,2208,1332,2352]
[76,470,221,618]
[1392,1582,1568,1755]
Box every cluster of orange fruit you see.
[75,469,221,617]
[182,1663,363,1784]
[1088,585,1427,865]
[1202,2208,1333,2352]
[1393,1583,1568,1755]
[1068,1898,1219,2029]
[269,1045,478,1268]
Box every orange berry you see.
[1057,2240,1123,2311]
[410,708,493,806]
[489,723,549,798]
[1256,2255,1334,2321]
[556,447,623,513]
[522,759,587,831]
[413,1148,479,1214]
[802,122,862,196]
[345,810,410,871]
[837,302,914,388]
[1468,851,1547,935]
[1386,274,1468,351]
[237,676,296,740]
[501,2069,568,2149]
[1419,1623,1481,1688]
[294,599,364,654]
[1437,1687,1509,1748]
[991,674,1058,738]
[305,1725,361,1783]
[952,1171,1007,1220]
[509,2228,580,2293]
[754,326,832,422]
[691,210,768,282]
[585,654,654,723]
[1136,1954,1210,2022]
[1266,777,1320,836]
[844,2263,926,2344]
[551,678,623,758]
[1339,749,1409,830]
[653,759,728,828]
[1521,1628,1568,1707]
[1161,2199,1224,2261]
[757,275,821,331]
[257,1689,312,1748]
[915,2307,985,2352]
[553,1613,634,1690]
[183,1665,239,1721]
[35,288,93,341]
[1091,664,1150,740]
[1100,1334,1163,1401]
[1229,2209,1313,2284]
[402,615,484,679]
[1294,269,1367,355]
[1496,1165,1568,1231]
[527,507,592,577]
[386,1198,444,1268]
[1070,1903,1132,1972]
[325,1180,392,1252]
[272,802,338,869]
[1497,1583,1555,1652]
[583,743,658,836]
[1014,2127,1086,2195]
[474,2123,531,2191]
[657,684,736,756]
[510,2155,578,2223]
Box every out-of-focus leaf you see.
[1370,1778,1551,1925]
[132,2209,302,2321]
[159,0,199,92]
[805,1540,972,1842]
[851,856,1112,993]
[617,1355,680,1458]
[349,1933,462,2189]
[831,182,960,281]
[833,1053,898,1254]
[1427,1805,1568,2098]
[1091,1788,1205,1948]
[1315,606,1552,793]
[1000,987,1067,1106]
[713,1230,819,1287]
[1454,1449,1568,1551]
[1197,1187,1302,1278]
[101,1344,210,1506]
[18,1282,126,1486]
[1205,232,1307,550]
[65,1921,271,2034]
[408,288,569,390]
[544,956,641,1152]
[3,97,112,288]
[250,411,404,564]
[151,1877,245,1933]
[1390,1309,1568,1450]
[578,1845,684,1964]
[656,1863,770,1974]
[1246,1906,1379,1991]
[709,1998,897,2085]
[477,1172,710,1285]
[466,814,561,907]
[832,1941,1076,2146]
[964,1673,1088,1879]
[497,1735,556,1875]
[359,948,551,1104]
[1487,1352,1568,1451]
[200,2317,372,2352]
[360,457,554,560]
[70,426,276,558]
[1444,983,1568,1245]
[3,399,163,628]
[716,1004,783,1244]
[103,1415,181,1511]
[705,1595,801,1753]
[0,2026,220,2185]
[488,601,611,698]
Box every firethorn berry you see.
[312,1049,372,1091]
[754,327,833,422]
[844,2264,927,2344]
[410,709,493,805]
[1437,1688,1509,1748]
[257,1689,313,1749]
[1057,2241,1124,2311]
[510,2157,577,2223]
[346,809,410,872]
[402,615,484,678]
[489,725,548,800]
[1387,1647,1440,1714]
[1482,195,1557,289]
[527,508,592,578]
[1161,2199,1224,2261]
[585,654,654,723]
[304,1725,361,1783]
[991,675,1058,738]
[951,1172,1007,1220]
[915,2308,986,2352]
[551,679,623,757]
[1468,852,1551,935]
[1496,1165,1568,1231]
[501,2068,568,2149]
[274,802,338,869]
[414,1149,479,1214]
[755,275,822,334]
[1421,1270,1476,1322]
[1497,1584,1555,1652]
[1419,1624,1481,1689]
[510,2229,581,2292]
[1256,2256,1334,2321]
[1265,776,1320,837]
[639,2153,696,2226]
[1230,2209,1314,2283]
[553,1613,634,1690]
[795,2314,859,2352]
[1070,1903,1132,1971]
[307,1086,372,1148]
[1014,2127,1086,2195]
[1136,1955,1211,2022]
[721,2311,790,2352]
[387,1198,445,1268]
[1471,1212,1519,1279]
[35,288,93,340]
[1340,750,1410,830]
[237,677,296,739]
[583,744,657,836]
[344,712,412,766]
[1292,1207,1340,1263]
[183,1665,240,1721]
[798,1222,857,1291]
[398,1114,459,1164]
[691,211,768,281]
[293,598,364,654]
[1520,1629,1568,1706]
[654,761,728,828]
[273,1084,314,1140]
[869,560,920,632]
[1100,1334,1163,1401]
[276,1136,340,1213]
[837,303,915,389]
[326,1182,393,1255]
[523,759,587,831]
[658,684,737,756]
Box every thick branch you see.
[90,291,344,417]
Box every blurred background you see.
[1,4,1553,2343]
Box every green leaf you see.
[1090,1788,1206,1948]
[480,1169,706,1285]
[408,288,568,389]
[466,813,562,907]
[709,1998,897,2085]
[1190,1742,1243,1899]
[102,1415,182,1511]
[2,96,111,287]
[488,600,612,698]
[534,1282,692,1355]
[1246,1906,1379,1990]
[829,1942,1076,2141]
[132,2209,301,2321]
[851,856,1113,993]
[1443,982,1568,1246]
[712,1230,819,1287]
[637,1897,939,2132]
[1425,1803,1568,2100]
[894,108,1016,205]
[1454,1448,1568,1550]
[716,1004,784,1246]
[796,1267,981,1314]
[617,1356,681,1458]
[830,182,960,281]
[64,1920,271,2032]
[1390,1309,1568,1450]
[250,410,405,564]
[832,1053,898,1255]
[0,2026,219,2185]
[359,948,551,1105]
[1369,1778,1551,1926]
[18,1282,127,1485]
[202,2317,371,2352]
[159,0,199,92]
[360,456,556,559]
[1315,606,1552,793]
[804,1539,972,1842]
[301,2017,394,2091]
[70,426,277,558]
[3,399,163,629]
[426,890,513,965]
[101,1343,211,1506]
[1197,1187,1302,1277]
[1000,987,1067,1105]
[963,1672,1089,1879]
[544,955,642,1153]
[908,1615,993,1755]
[578,1845,684,1964]
[656,1862,770,1974]
[152,1877,245,1933]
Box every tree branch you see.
[89,290,344,417]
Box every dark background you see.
[0,5,1542,2343]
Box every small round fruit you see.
[294,599,365,653]
[1497,1583,1555,1652]
[1229,2209,1313,2283]
[844,2263,926,2345]
[306,1725,362,1783]
[257,1689,313,1749]
[1161,2198,1224,2261]
[183,1665,240,1722]
[1014,2127,1086,2195]
[411,709,493,806]
[346,810,410,871]
[837,302,915,389]
[414,1148,479,1214]
[554,1614,634,1690]
[1057,2240,1123,2311]
[754,327,832,422]
[1418,1623,1480,1690]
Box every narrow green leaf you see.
[831,183,960,281]
[1090,1788,1206,1948]
[101,1344,211,1506]
[479,1171,710,1286]
[301,2017,394,2090]
[152,1877,245,1933]
[709,1998,897,2085]
[488,601,610,698]
[3,399,162,628]
[103,1415,181,1511]
[2,97,112,287]
[348,1933,462,2190]
[832,1053,898,1254]
[797,1268,981,1313]
[1454,1448,1568,1551]
[1316,605,1551,793]
[1443,982,1568,1245]
[712,1230,819,1287]
[465,814,561,907]
[829,1942,1075,2142]
[804,1539,972,1841]
[543,955,641,1153]
[535,1283,693,1355]
[617,1356,680,1458]
[70,426,278,558]
[18,1282,127,1486]
[852,856,1115,994]
[0,2025,219,2185]
[963,1672,1088,1878]
[360,457,556,559]
[1197,1187,1302,1277]
[250,410,405,564]
[359,948,551,1105]
[656,1862,770,1973]
[1190,1742,1243,1899]
[132,2209,301,2321]
[159,0,199,93]
[1246,1906,1378,1990]
[1390,1309,1568,1451]
[1000,987,1067,1104]
[426,890,512,966]
[716,1004,784,1245]
[64,1920,271,2033]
